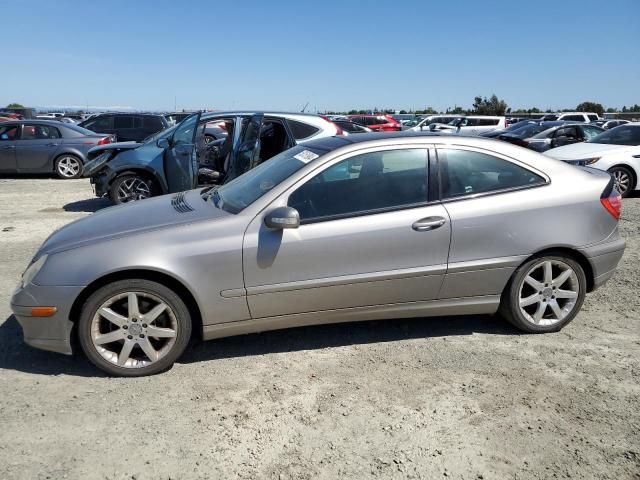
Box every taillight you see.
[601,194,622,220]
[97,136,111,145]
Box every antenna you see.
[301,102,309,113]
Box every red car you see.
[347,114,401,132]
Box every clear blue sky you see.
[2,0,638,112]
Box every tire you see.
[498,254,587,333]
[607,166,635,198]
[109,173,156,204]
[54,154,83,179]
[78,279,192,377]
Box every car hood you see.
[88,141,141,155]
[37,189,229,256]
[544,142,637,160]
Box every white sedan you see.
[544,123,640,197]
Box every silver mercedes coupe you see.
[11,130,626,376]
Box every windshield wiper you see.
[200,186,221,208]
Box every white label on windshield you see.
[293,150,319,163]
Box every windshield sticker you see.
[293,150,319,163]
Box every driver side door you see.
[164,112,201,193]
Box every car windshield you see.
[508,124,550,138]
[587,125,640,146]
[215,145,327,214]
[62,123,99,136]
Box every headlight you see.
[22,254,48,287]
[584,157,601,165]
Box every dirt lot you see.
[0,177,638,480]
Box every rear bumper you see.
[579,237,626,290]
[10,283,85,355]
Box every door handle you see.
[412,216,446,231]
[46,143,59,147]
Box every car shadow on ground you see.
[0,313,519,377]
[63,197,112,213]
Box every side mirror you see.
[264,207,300,229]
[156,138,170,149]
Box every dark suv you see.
[79,113,169,142]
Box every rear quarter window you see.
[438,149,545,198]
[143,116,165,131]
[287,119,320,140]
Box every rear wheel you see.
[55,154,83,179]
[78,279,192,377]
[608,166,635,197]
[499,254,586,333]
[109,173,156,204]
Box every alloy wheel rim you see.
[612,170,630,194]
[518,259,580,326]
[90,292,178,369]
[117,178,151,202]
[57,156,81,178]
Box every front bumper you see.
[11,283,85,355]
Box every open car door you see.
[164,112,201,193]
[224,113,264,183]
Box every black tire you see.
[78,279,192,377]
[607,166,635,198]
[109,173,156,204]
[54,154,84,179]
[498,253,587,333]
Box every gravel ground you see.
[0,177,638,480]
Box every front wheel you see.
[608,166,635,197]
[499,254,586,333]
[78,279,192,377]
[55,154,83,179]
[109,173,156,204]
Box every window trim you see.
[285,145,434,225]
[434,145,550,203]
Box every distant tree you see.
[472,94,508,116]
[6,102,24,108]
[606,107,618,113]
[358,110,367,115]
[347,110,358,115]
[399,109,408,114]
[528,107,541,114]
[576,101,604,116]
[446,106,466,115]
[622,106,628,112]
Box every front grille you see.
[171,192,194,213]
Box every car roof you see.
[0,119,71,126]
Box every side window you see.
[287,119,320,140]
[143,116,164,131]
[0,125,18,140]
[114,116,134,129]
[439,149,545,199]
[85,116,111,131]
[587,114,598,122]
[555,127,578,139]
[288,149,429,222]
